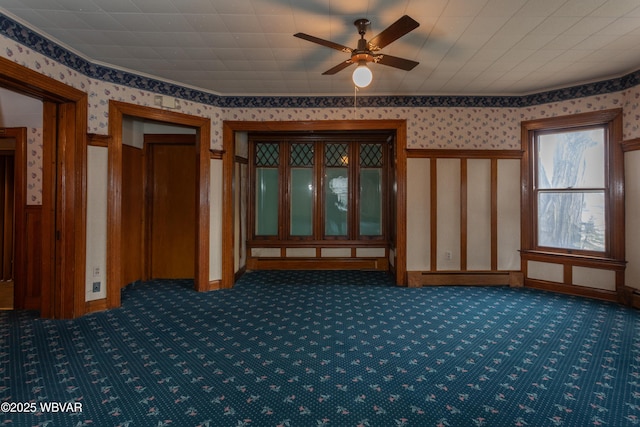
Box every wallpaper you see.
[26,127,42,204]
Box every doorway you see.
[0,128,27,312]
[0,56,87,318]
[107,101,212,310]
[0,138,14,309]
[146,134,196,279]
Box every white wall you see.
[209,159,223,282]
[85,146,108,301]
[626,150,640,289]
[406,158,430,271]
[497,159,520,270]
[406,157,521,275]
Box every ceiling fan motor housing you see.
[294,15,419,75]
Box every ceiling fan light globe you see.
[352,64,372,88]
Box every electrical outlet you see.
[92,281,101,293]
[445,251,452,260]
[93,266,100,277]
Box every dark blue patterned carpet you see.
[2,270,640,426]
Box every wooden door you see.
[146,136,196,279]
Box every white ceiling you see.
[1,0,640,97]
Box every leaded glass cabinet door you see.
[255,142,279,236]
[324,143,349,237]
[359,143,384,236]
[289,143,314,237]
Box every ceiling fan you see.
[294,15,420,88]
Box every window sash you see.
[535,189,606,252]
[530,123,611,255]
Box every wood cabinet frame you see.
[222,120,408,287]
[247,132,391,244]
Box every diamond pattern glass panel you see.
[290,144,314,167]
[360,144,383,167]
[256,143,280,166]
[325,144,349,167]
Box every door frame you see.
[107,101,211,309]
[222,120,408,288]
[0,56,88,318]
[0,127,25,308]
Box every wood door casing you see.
[121,144,143,287]
[146,136,196,279]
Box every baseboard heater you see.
[407,271,524,288]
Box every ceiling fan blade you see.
[375,54,419,71]
[294,33,353,52]
[367,15,419,51]
[322,60,354,75]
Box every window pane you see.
[290,143,314,166]
[290,168,313,236]
[325,144,349,167]
[325,168,348,236]
[255,143,279,166]
[360,169,382,235]
[255,168,279,235]
[360,144,383,167]
[537,129,605,189]
[537,191,605,251]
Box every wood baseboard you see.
[85,298,107,314]
[407,271,523,288]
[205,279,222,291]
[631,291,640,309]
[525,278,618,302]
[247,257,388,271]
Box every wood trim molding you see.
[207,279,222,290]
[222,120,408,287]
[460,159,467,271]
[490,158,498,271]
[520,250,626,270]
[622,137,640,152]
[525,277,618,302]
[247,257,388,271]
[407,149,523,159]
[210,149,224,160]
[234,155,248,164]
[429,158,437,271]
[87,133,110,147]
[85,298,107,314]
[520,108,626,302]
[0,57,88,318]
[407,271,523,287]
[107,101,211,309]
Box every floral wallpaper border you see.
[2,12,639,109]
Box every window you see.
[535,128,606,252]
[250,132,390,243]
[523,109,624,259]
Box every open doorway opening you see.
[117,118,198,287]
[0,136,15,309]
[0,57,87,318]
[106,101,211,310]
[0,88,39,312]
